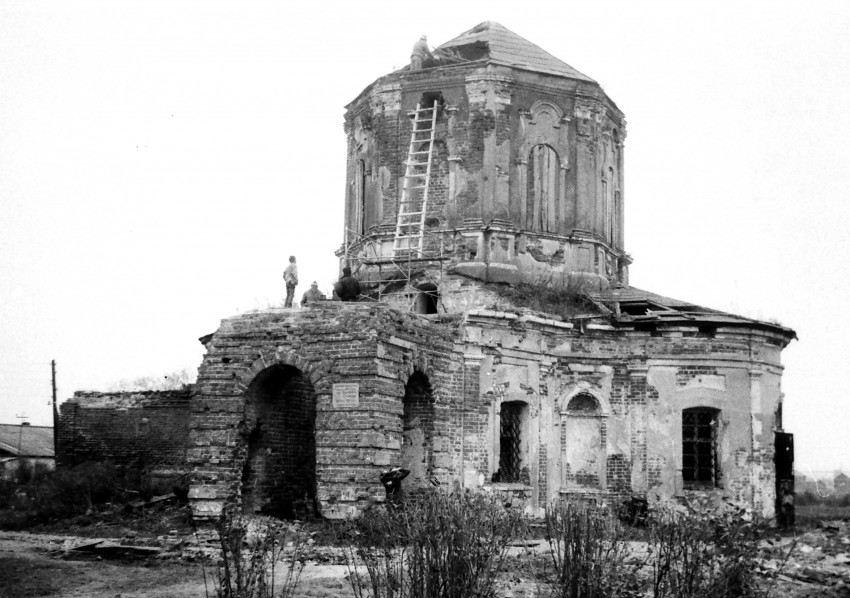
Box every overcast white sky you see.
[1,1,848,475]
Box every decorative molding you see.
[465,73,515,84]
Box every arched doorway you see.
[401,371,435,487]
[241,364,316,518]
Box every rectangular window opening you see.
[498,402,524,483]
[682,407,720,488]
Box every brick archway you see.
[237,348,329,393]
[235,350,328,518]
[240,362,317,518]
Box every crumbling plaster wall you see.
[458,311,786,517]
[342,64,629,291]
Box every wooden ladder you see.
[393,100,438,258]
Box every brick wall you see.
[58,389,191,471]
[187,302,460,519]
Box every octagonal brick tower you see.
[341,22,628,313]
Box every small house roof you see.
[0,424,54,458]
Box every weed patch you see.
[344,489,526,598]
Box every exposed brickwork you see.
[607,454,631,493]
[676,365,720,386]
[58,390,191,471]
[186,303,459,519]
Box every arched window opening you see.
[241,364,316,518]
[602,166,616,243]
[562,391,605,490]
[415,282,439,314]
[682,407,721,488]
[355,160,366,236]
[496,401,529,484]
[526,145,559,233]
[567,392,599,413]
[402,371,435,488]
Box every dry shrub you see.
[539,501,642,598]
[210,506,305,598]
[0,461,126,528]
[648,499,769,598]
[344,488,526,598]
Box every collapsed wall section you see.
[57,389,191,471]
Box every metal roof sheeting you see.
[0,424,54,457]
[436,21,595,82]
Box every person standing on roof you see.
[334,266,361,302]
[410,35,434,71]
[283,255,298,308]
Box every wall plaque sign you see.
[332,382,360,408]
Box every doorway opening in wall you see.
[401,371,435,489]
[415,283,439,314]
[241,364,317,518]
[496,401,528,484]
[419,92,444,112]
[682,407,720,489]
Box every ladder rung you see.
[410,150,430,154]
[400,211,423,216]
[403,186,426,190]
[396,235,421,240]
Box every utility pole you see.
[51,360,58,458]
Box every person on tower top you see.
[410,35,434,71]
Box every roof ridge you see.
[436,21,595,82]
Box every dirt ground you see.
[0,530,356,598]
[1,505,848,598]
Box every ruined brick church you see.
[59,22,796,520]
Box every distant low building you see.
[0,423,55,481]
[834,472,850,495]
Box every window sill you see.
[486,482,533,492]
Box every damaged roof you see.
[588,286,797,339]
[436,21,595,82]
[0,424,54,458]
